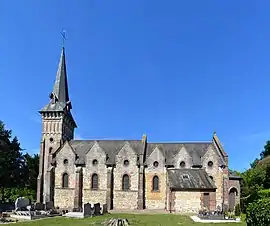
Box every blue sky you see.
[1,1,270,172]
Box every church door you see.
[229,188,237,211]
[203,193,210,210]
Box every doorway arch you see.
[228,187,238,211]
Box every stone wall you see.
[145,147,166,209]
[54,143,76,208]
[82,142,107,205]
[202,145,224,209]
[174,146,193,168]
[54,188,75,208]
[83,190,107,205]
[113,143,139,209]
[173,191,201,213]
[114,191,138,209]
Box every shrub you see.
[258,189,270,199]
[2,188,36,203]
[246,198,270,226]
[235,203,241,216]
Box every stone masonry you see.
[37,47,242,213]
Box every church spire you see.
[51,47,70,106]
[40,47,73,113]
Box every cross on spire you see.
[61,29,67,47]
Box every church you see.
[37,47,241,213]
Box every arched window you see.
[91,174,99,190]
[122,174,130,191]
[152,176,159,191]
[62,173,69,188]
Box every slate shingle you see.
[167,168,216,190]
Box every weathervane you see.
[61,29,67,47]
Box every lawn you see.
[6,214,246,226]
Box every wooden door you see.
[203,193,210,210]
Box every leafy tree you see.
[0,120,39,203]
[23,153,39,191]
[260,141,270,160]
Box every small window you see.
[63,159,68,165]
[49,137,54,143]
[209,176,214,180]
[92,159,98,166]
[182,174,189,179]
[122,174,130,191]
[91,174,98,190]
[62,173,69,188]
[49,147,53,153]
[180,161,186,168]
[123,160,129,166]
[208,161,213,167]
[152,176,159,191]
[153,161,159,167]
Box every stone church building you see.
[37,47,241,213]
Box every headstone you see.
[15,197,29,211]
[102,204,108,214]
[45,201,53,210]
[83,203,91,217]
[34,202,44,210]
[93,203,101,215]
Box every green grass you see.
[6,214,246,226]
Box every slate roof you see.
[228,169,242,180]
[40,47,71,113]
[65,140,227,166]
[68,140,142,165]
[167,169,216,190]
[146,142,225,167]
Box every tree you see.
[0,120,39,202]
[0,121,25,201]
[23,153,39,191]
[260,141,270,160]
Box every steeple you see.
[52,47,70,106]
[40,47,73,113]
[37,45,77,204]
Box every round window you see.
[124,160,129,166]
[92,159,98,166]
[208,161,213,167]
[63,159,68,165]
[180,161,186,168]
[49,137,54,143]
[153,161,159,167]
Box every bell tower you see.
[36,47,77,204]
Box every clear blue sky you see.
[1,1,270,172]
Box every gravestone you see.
[83,203,91,217]
[102,204,108,214]
[15,197,29,211]
[34,202,44,210]
[45,201,53,210]
[93,203,101,215]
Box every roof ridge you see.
[149,141,212,144]
[72,139,140,141]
